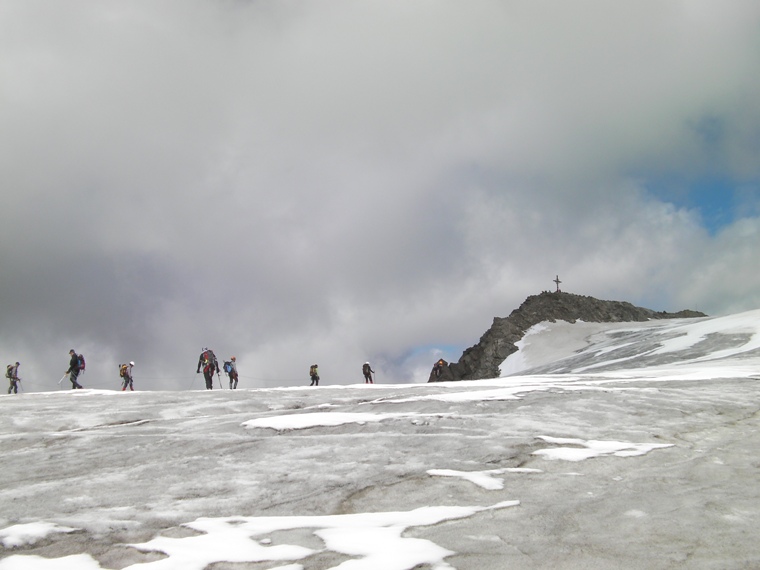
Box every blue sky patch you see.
[643,175,759,235]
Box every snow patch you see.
[427,469,506,490]
[243,412,426,430]
[125,502,520,570]
[533,436,674,462]
[0,523,78,548]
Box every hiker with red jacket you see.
[196,348,220,390]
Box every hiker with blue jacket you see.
[223,356,238,389]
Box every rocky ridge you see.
[435,291,706,382]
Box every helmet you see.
[129,361,135,366]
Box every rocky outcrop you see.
[444,291,706,382]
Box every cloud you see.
[1,1,759,389]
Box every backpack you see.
[5,366,11,379]
[119,364,128,378]
[310,365,317,376]
[202,350,216,373]
[78,354,86,372]
[223,361,232,374]
[362,363,370,374]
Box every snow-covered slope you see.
[1,311,760,569]
[502,309,760,376]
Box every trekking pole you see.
[58,373,69,385]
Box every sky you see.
[1,312,760,569]
[1,1,760,391]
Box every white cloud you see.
[1,1,758,389]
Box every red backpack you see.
[203,350,216,372]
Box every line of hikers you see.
[8,348,234,393]
[59,348,238,392]
[6,349,379,394]
[201,351,376,390]
[8,349,92,392]
[308,362,375,386]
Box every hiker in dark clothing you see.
[362,362,374,384]
[66,350,84,389]
[197,348,219,390]
[309,364,319,386]
[6,362,20,394]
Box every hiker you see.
[196,347,219,390]
[309,364,319,386]
[362,362,374,384]
[427,358,453,382]
[223,356,239,389]
[66,349,84,389]
[119,361,135,391]
[6,362,20,394]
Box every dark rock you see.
[446,291,707,381]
